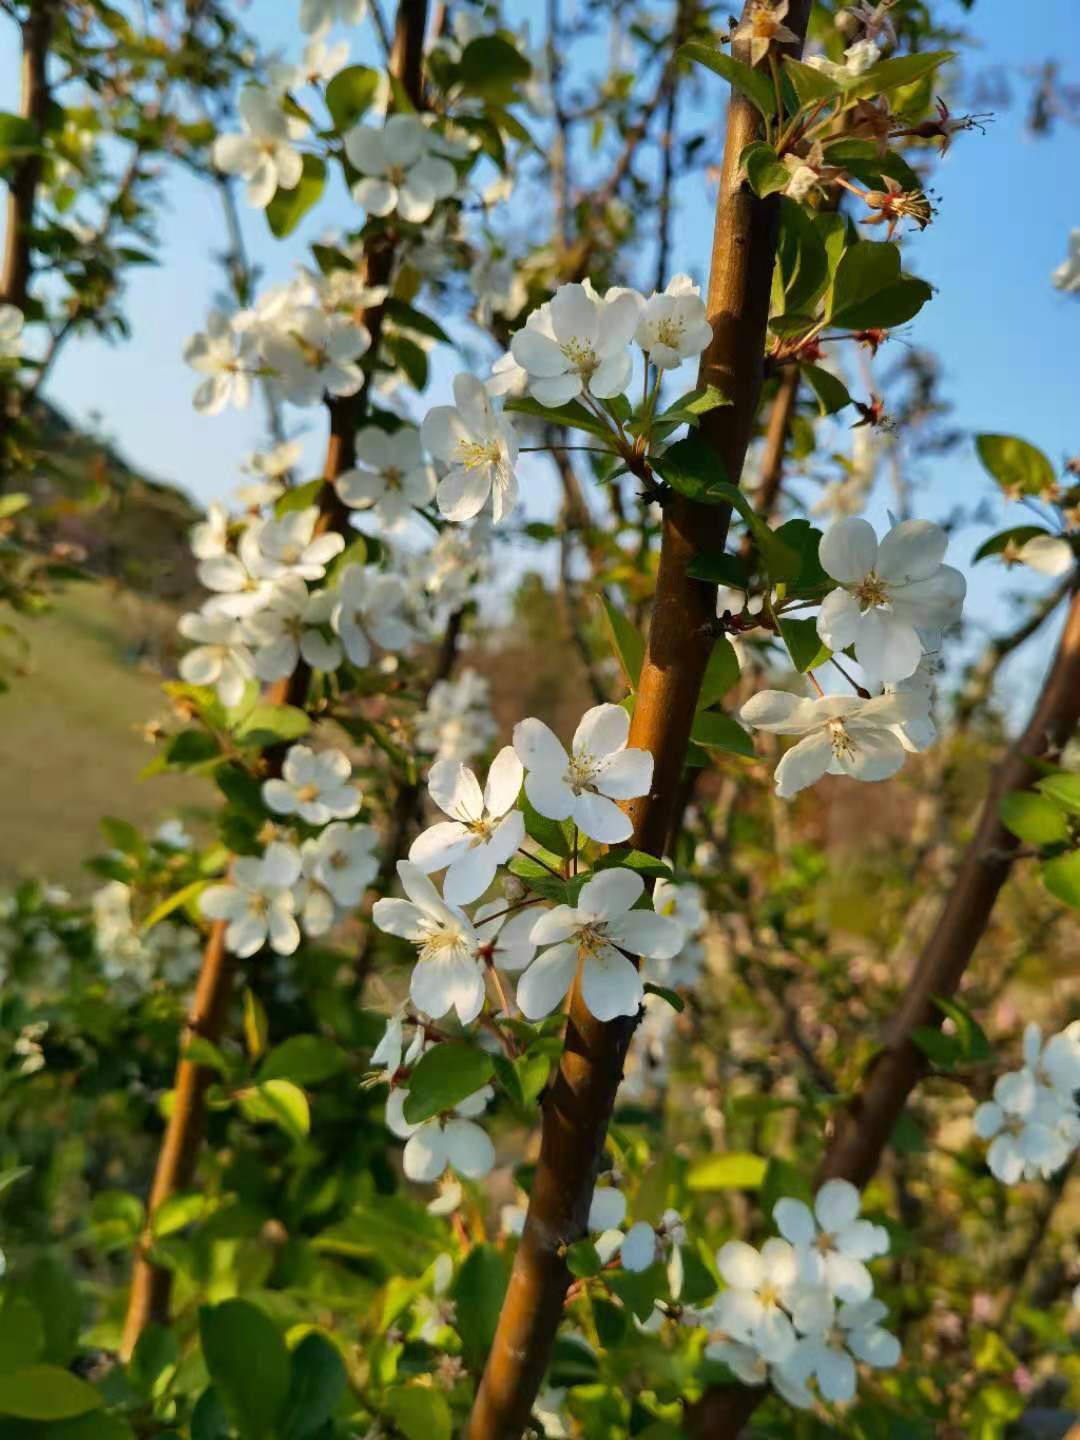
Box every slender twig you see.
[464,10,814,1439]
[1,1,56,309]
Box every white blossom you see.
[371,1006,427,1081]
[263,310,370,406]
[740,689,928,798]
[1016,534,1075,577]
[262,744,360,825]
[773,1180,889,1303]
[243,574,342,680]
[245,507,346,583]
[337,426,435,529]
[635,274,712,370]
[190,503,229,561]
[422,373,520,524]
[473,901,539,972]
[410,748,525,905]
[212,87,305,208]
[184,311,253,415]
[974,1062,1077,1184]
[785,1296,901,1405]
[470,253,527,325]
[345,115,458,223]
[516,867,683,1022]
[386,1084,495,1182]
[510,281,642,408]
[816,517,966,683]
[715,1238,801,1362]
[300,0,367,31]
[1053,230,1080,294]
[331,563,415,667]
[416,669,497,764]
[200,843,303,957]
[270,26,349,91]
[373,861,485,1024]
[0,303,24,360]
[513,703,653,845]
[177,611,255,707]
[303,821,379,907]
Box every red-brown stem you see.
[119,0,431,1359]
[1,2,55,310]
[464,9,812,1439]
[687,586,1080,1438]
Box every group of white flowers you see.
[199,744,378,956]
[688,1179,900,1409]
[974,1021,1080,1185]
[740,515,966,798]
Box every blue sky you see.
[3,0,1078,675]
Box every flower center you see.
[328,851,349,870]
[654,316,686,348]
[278,542,303,563]
[419,922,470,964]
[814,1231,836,1256]
[466,816,496,842]
[759,1282,781,1308]
[565,752,600,794]
[576,922,609,958]
[560,336,599,377]
[456,438,501,471]
[384,465,403,490]
[852,571,889,608]
[297,783,321,804]
[827,719,856,762]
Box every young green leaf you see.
[403,1044,495,1124]
[679,44,776,120]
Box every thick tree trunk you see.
[464,9,812,1439]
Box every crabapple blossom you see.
[516,867,683,1022]
[1022,1021,1080,1109]
[302,821,379,908]
[634,274,712,370]
[262,310,370,406]
[409,748,525,905]
[331,564,415,667]
[262,745,360,825]
[299,0,367,29]
[196,532,271,619]
[715,1239,800,1362]
[243,575,342,680]
[509,281,642,407]
[183,311,253,415]
[733,0,799,65]
[385,1084,495,1182]
[785,1297,901,1404]
[177,611,255,708]
[370,1006,427,1081]
[588,1185,628,1232]
[513,702,653,844]
[774,1180,889,1303]
[651,878,708,987]
[816,517,966,682]
[336,426,435,529]
[246,507,346,583]
[1016,534,1075,577]
[422,373,520,524]
[373,861,485,1024]
[974,1064,1076,1184]
[199,842,303,957]
[212,87,305,208]
[487,348,528,397]
[345,115,458,223]
[269,26,349,92]
[883,654,938,754]
[0,303,24,359]
[740,689,928,798]
[190,503,228,561]
[415,669,497,764]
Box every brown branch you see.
[464,10,812,1440]
[688,587,1080,1438]
[119,0,431,1360]
[1,1,55,309]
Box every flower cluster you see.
[741,516,965,798]
[199,745,378,957]
[692,1180,898,1409]
[974,1022,1080,1184]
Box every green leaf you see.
[0,114,39,165]
[686,1153,768,1191]
[324,65,381,131]
[772,518,830,591]
[199,1301,291,1440]
[601,595,644,688]
[129,1324,179,1401]
[828,240,933,330]
[566,1240,603,1278]
[452,1246,507,1362]
[0,1298,43,1377]
[0,493,29,520]
[259,1035,349,1086]
[1036,772,1080,816]
[383,297,452,346]
[687,552,750,588]
[658,385,730,425]
[779,616,830,673]
[503,394,614,441]
[741,141,790,199]
[520,793,573,859]
[239,1080,311,1141]
[232,703,311,748]
[508,855,570,903]
[1043,850,1080,908]
[650,434,727,505]
[911,1026,962,1070]
[0,1367,101,1421]
[680,44,775,119]
[761,1157,813,1215]
[931,996,991,1064]
[998,793,1070,846]
[593,848,672,881]
[690,711,755,757]
[974,434,1057,499]
[403,1044,495,1124]
[843,49,956,101]
[152,1191,208,1238]
[243,987,269,1060]
[276,478,324,515]
[265,155,325,239]
[698,638,740,709]
[278,1333,347,1440]
[643,983,684,1013]
[775,198,830,316]
[783,56,841,104]
[801,363,852,416]
[457,35,532,104]
[100,816,144,857]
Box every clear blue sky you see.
[3,0,1079,676]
